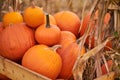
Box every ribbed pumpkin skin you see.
[54,11,81,37]
[57,31,76,55]
[0,23,35,61]
[59,31,76,44]
[57,31,85,79]
[3,12,23,27]
[23,6,44,28]
[22,45,62,79]
[58,42,85,79]
[35,24,61,46]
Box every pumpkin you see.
[35,14,61,46]
[101,60,113,75]
[0,23,35,61]
[56,30,85,79]
[79,13,94,36]
[59,31,76,44]
[57,42,85,79]
[54,11,81,37]
[44,14,56,25]
[23,2,44,28]
[57,31,76,55]
[3,7,23,27]
[22,45,62,79]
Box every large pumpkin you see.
[57,31,85,79]
[22,45,62,79]
[0,23,35,61]
[54,11,81,37]
[23,2,44,28]
[57,42,85,79]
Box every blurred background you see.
[0,0,95,20]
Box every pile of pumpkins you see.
[0,3,112,80]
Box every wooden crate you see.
[0,56,51,80]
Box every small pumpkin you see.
[54,11,81,37]
[0,23,35,61]
[35,13,61,46]
[23,2,44,28]
[22,45,62,79]
[3,7,23,27]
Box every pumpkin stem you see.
[50,45,62,52]
[31,1,36,8]
[45,13,51,28]
[9,6,14,12]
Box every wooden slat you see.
[94,72,115,80]
[0,56,51,80]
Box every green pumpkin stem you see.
[45,13,50,28]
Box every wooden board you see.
[94,72,115,80]
[0,56,51,80]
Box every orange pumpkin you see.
[3,7,23,27]
[101,60,113,75]
[79,13,95,36]
[35,14,61,46]
[0,23,35,61]
[57,42,85,79]
[22,45,62,79]
[54,11,81,37]
[23,2,44,28]
[57,31,76,55]
[59,31,76,44]
[44,14,56,25]
[56,30,85,79]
